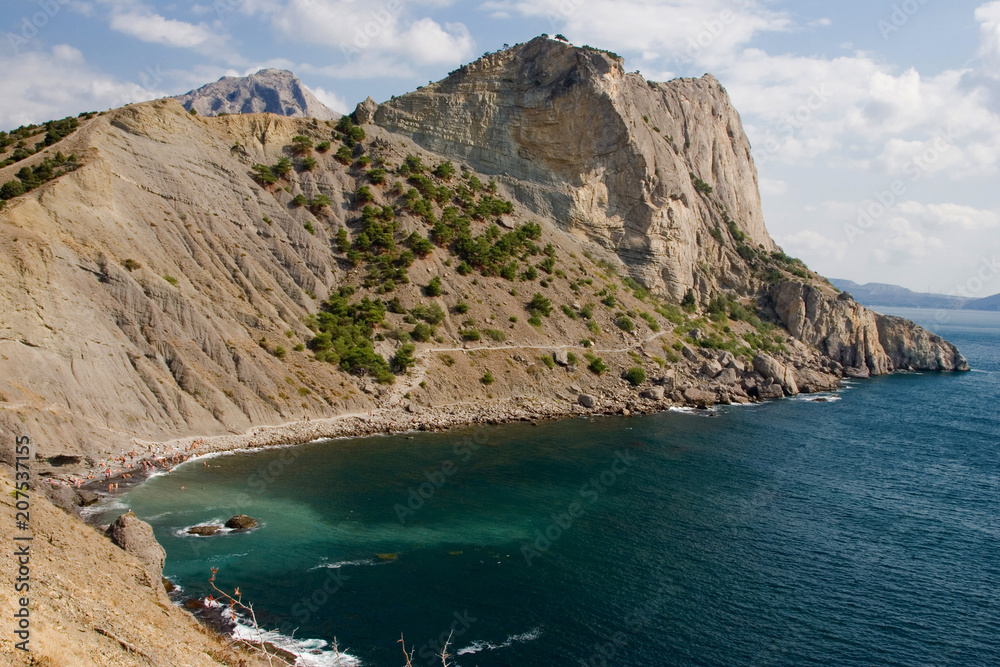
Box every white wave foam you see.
[456,627,542,656]
[668,406,715,415]
[308,558,378,571]
[221,604,362,666]
[791,393,842,403]
[79,498,129,520]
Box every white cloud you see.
[109,9,216,48]
[257,0,474,71]
[896,202,1000,231]
[312,86,350,114]
[0,45,161,128]
[976,1,1000,73]
[482,0,791,68]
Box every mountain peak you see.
[173,69,339,120]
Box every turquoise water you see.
[100,308,1000,666]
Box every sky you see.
[2,0,999,297]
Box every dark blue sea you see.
[98,308,1000,666]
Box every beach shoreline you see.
[64,390,688,516]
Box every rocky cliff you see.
[0,37,966,480]
[768,282,967,376]
[174,68,338,120]
[372,37,773,301]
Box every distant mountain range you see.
[830,279,1000,311]
[173,68,338,120]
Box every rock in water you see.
[187,525,221,536]
[225,515,259,531]
[106,512,166,576]
[173,68,338,120]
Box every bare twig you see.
[94,626,154,662]
[399,633,415,667]
[209,567,293,667]
[440,629,454,667]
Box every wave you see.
[791,393,842,403]
[308,558,379,571]
[456,627,542,656]
[211,601,362,666]
[78,497,129,520]
[668,406,716,416]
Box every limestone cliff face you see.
[373,36,773,301]
[768,282,968,374]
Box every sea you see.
[96,307,1000,666]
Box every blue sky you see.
[2,0,1000,296]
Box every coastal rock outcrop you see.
[768,282,968,373]
[753,353,799,396]
[106,512,166,579]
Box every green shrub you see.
[273,345,287,359]
[303,221,316,234]
[623,366,646,386]
[587,320,601,334]
[580,303,594,319]
[454,301,469,314]
[317,141,331,153]
[480,370,495,385]
[122,258,141,271]
[357,156,371,167]
[585,353,607,375]
[528,293,552,317]
[460,328,481,341]
[292,193,308,207]
[251,164,276,185]
[681,289,698,312]
[639,312,660,331]
[274,157,292,177]
[354,185,374,204]
[561,304,577,319]
[432,161,456,180]
[411,323,434,342]
[616,316,635,332]
[528,315,542,328]
[163,275,178,286]
[484,328,506,342]
[368,168,386,184]
[335,146,353,164]
[291,135,313,153]
[567,351,578,365]
[541,355,555,369]
[301,157,317,171]
[392,343,417,372]
[411,302,445,324]
[424,276,443,297]
[690,172,713,195]
[601,294,616,308]
[309,194,331,212]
